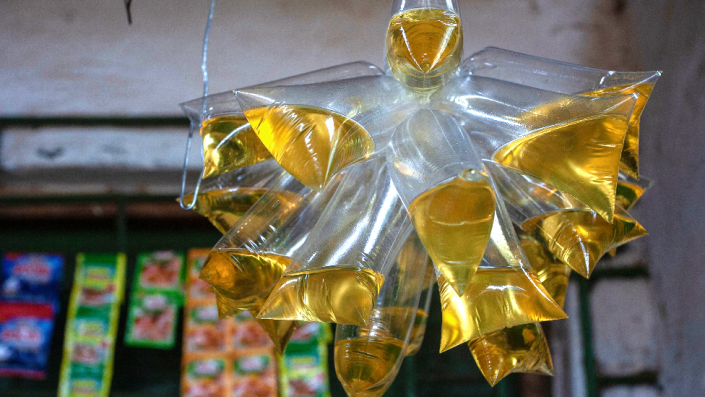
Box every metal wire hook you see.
[180,0,215,210]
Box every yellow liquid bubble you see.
[244,104,374,191]
[522,209,647,278]
[438,267,566,352]
[200,249,291,313]
[520,238,571,309]
[581,83,655,179]
[200,115,273,178]
[494,114,629,223]
[249,301,298,355]
[335,336,406,397]
[615,180,647,212]
[408,170,496,295]
[183,187,268,234]
[469,323,553,386]
[257,267,385,326]
[406,308,429,356]
[386,8,463,92]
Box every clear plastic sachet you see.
[462,47,660,179]
[257,156,413,326]
[236,75,418,191]
[180,160,284,233]
[180,61,385,178]
[484,161,648,279]
[406,260,435,357]
[387,109,495,295]
[198,171,343,353]
[432,74,637,223]
[334,232,428,397]
[386,0,463,92]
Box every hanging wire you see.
[124,0,133,24]
[180,0,216,210]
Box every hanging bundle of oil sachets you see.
[180,160,284,234]
[387,108,496,295]
[432,74,637,223]
[257,156,413,326]
[180,61,385,179]
[385,0,463,92]
[235,75,418,191]
[199,171,343,353]
[334,231,426,397]
[462,47,660,179]
[484,161,648,279]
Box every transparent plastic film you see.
[469,322,553,387]
[485,161,648,278]
[180,160,284,233]
[433,74,637,222]
[438,171,566,352]
[386,0,462,92]
[518,233,571,309]
[199,171,343,352]
[334,231,427,397]
[406,260,435,356]
[236,75,417,191]
[257,157,414,326]
[180,61,385,178]
[462,47,661,178]
[609,171,652,255]
[388,109,495,295]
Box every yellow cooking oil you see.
[580,83,656,179]
[248,301,298,355]
[438,267,566,352]
[408,169,496,295]
[469,322,553,386]
[406,307,430,356]
[183,187,268,234]
[386,8,463,91]
[494,114,629,223]
[615,180,647,211]
[243,104,374,191]
[335,336,406,397]
[256,266,385,326]
[199,249,291,314]
[199,115,273,178]
[520,237,571,308]
[522,209,648,278]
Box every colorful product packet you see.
[1,252,64,306]
[279,323,331,397]
[125,251,185,349]
[59,253,126,397]
[0,302,55,379]
[232,351,278,397]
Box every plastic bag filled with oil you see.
[432,74,637,223]
[462,47,660,179]
[257,156,414,326]
[334,231,427,397]
[235,75,418,191]
[484,161,648,279]
[437,168,566,353]
[198,171,344,353]
[180,61,385,178]
[406,259,435,357]
[386,0,463,92]
[180,160,284,233]
[387,109,496,296]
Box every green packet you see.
[124,291,180,349]
[134,251,185,294]
[279,341,330,397]
[59,254,125,397]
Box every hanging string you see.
[180,0,216,210]
[124,0,133,25]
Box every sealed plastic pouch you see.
[257,157,413,326]
[406,259,434,356]
[484,161,648,278]
[387,109,496,295]
[437,170,566,353]
[181,61,385,178]
[236,75,417,191]
[386,0,463,92]
[433,75,637,223]
[463,47,661,178]
[334,231,427,397]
